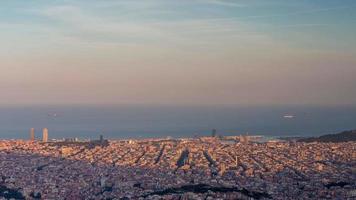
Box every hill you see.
[298,130,356,143]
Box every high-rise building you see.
[235,155,239,166]
[30,128,35,141]
[42,128,48,142]
[212,129,217,137]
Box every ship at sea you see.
[283,114,295,119]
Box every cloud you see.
[202,0,246,7]
[233,5,355,20]
[30,3,263,47]
[34,5,168,45]
[27,1,352,49]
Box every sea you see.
[0,105,355,140]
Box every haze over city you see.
[1,0,356,106]
[0,1,356,200]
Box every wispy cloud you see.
[233,5,355,20]
[30,3,261,46]
[22,1,356,48]
[201,0,246,7]
[34,5,167,45]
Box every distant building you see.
[219,163,226,176]
[86,134,109,148]
[212,129,217,137]
[64,138,78,142]
[42,128,48,142]
[30,128,35,141]
[239,135,249,144]
[61,147,73,157]
[234,155,239,166]
[316,163,324,171]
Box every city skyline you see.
[1,0,356,106]
[0,2,355,199]
[1,137,354,199]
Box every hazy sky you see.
[1,0,356,105]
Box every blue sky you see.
[1,0,355,48]
[0,0,356,105]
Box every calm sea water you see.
[0,105,355,140]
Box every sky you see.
[0,0,356,106]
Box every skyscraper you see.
[42,128,48,142]
[30,128,35,141]
[212,129,217,137]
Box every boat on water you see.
[283,115,295,119]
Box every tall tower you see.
[30,128,35,141]
[212,129,217,137]
[42,128,48,142]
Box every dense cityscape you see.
[0,131,355,199]
[2,0,356,199]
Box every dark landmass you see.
[0,185,25,199]
[278,136,305,141]
[298,130,356,143]
[141,184,271,199]
[324,181,351,189]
